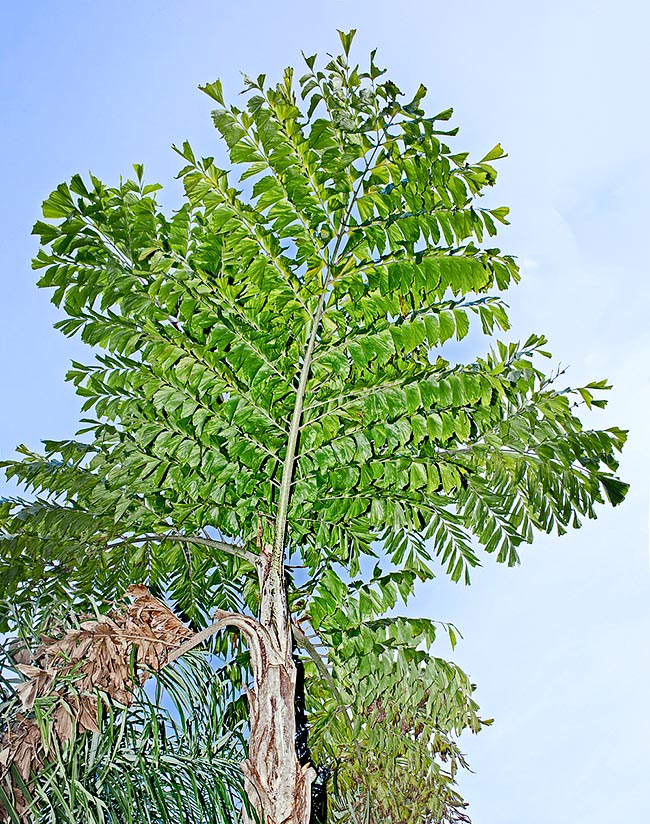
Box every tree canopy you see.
[0,30,628,824]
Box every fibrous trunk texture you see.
[226,544,315,824]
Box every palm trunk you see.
[231,544,315,824]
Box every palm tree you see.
[0,592,246,823]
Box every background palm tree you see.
[0,602,247,824]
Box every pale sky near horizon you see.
[1,2,649,822]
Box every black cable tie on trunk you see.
[293,652,311,766]
[288,570,329,823]
[292,649,329,823]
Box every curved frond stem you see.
[105,532,258,565]
[166,616,234,664]
[77,213,137,272]
[291,623,354,737]
[273,289,328,570]
[272,117,404,569]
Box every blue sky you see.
[1,1,649,821]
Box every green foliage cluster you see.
[306,566,480,822]
[0,30,628,823]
